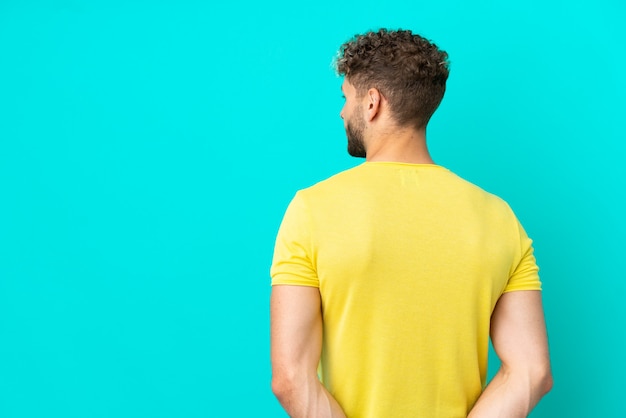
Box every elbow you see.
[271,370,298,404]
[504,361,553,400]
[271,375,288,401]
[537,367,553,397]
[526,363,553,398]
[272,366,317,409]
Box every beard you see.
[345,113,367,158]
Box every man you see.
[270,29,552,418]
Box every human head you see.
[335,28,450,130]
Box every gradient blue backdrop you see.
[1,1,624,417]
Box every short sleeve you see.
[503,220,542,293]
[270,192,319,287]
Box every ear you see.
[365,88,382,122]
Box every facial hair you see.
[345,113,367,158]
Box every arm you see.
[270,285,346,418]
[468,290,553,418]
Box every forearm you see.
[273,374,346,418]
[468,366,552,418]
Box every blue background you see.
[1,1,624,417]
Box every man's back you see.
[271,162,541,417]
[270,29,551,418]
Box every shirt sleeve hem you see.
[271,280,320,288]
[502,285,542,293]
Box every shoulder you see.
[446,170,518,219]
[296,164,366,200]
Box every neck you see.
[365,127,434,164]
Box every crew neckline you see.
[363,161,448,170]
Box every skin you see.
[271,286,346,418]
[271,78,553,417]
[339,79,434,164]
[468,291,553,417]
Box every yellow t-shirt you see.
[270,162,541,418]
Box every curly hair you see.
[335,29,450,129]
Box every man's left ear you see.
[366,88,382,122]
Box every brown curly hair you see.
[335,29,450,129]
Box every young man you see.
[270,29,552,418]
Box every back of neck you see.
[365,129,434,164]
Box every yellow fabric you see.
[271,162,541,418]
